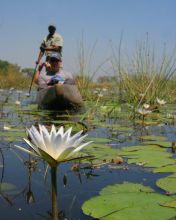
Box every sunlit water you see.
[0,89,175,220]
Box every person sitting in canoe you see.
[34,53,83,110]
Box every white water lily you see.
[102,88,108,92]
[98,93,103,97]
[139,93,145,97]
[15,101,21,105]
[143,103,150,109]
[4,125,11,130]
[15,125,93,166]
[156,98,166,105]
[137,108,152,116]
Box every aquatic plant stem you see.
[51,166,58,220]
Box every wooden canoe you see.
[36,84,83,110]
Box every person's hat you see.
[50,53,62,61]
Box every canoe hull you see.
[36,84,83,110]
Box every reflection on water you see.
[0,89,176,219]
[24,152,37,204]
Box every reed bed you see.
[1,37,176,106]
[75,34,109,100]
[111,38,176,105]
[0,64,29,89]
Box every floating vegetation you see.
[154,164,176,173]
[156,174,176,194]
[0,84,176,219]
[0,130,26,141]
[82,182,176,220]
[118,145,175,171]
[84,143,121,165]
[140,135,167,141]
[0,182,19,195]
[143,141,171,148]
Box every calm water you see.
[0,89,175,220]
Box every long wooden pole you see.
[27,64,38,96]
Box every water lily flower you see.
[139,93,145,97]
[15,125,93,167]
[156,98,166,105]
[15,101,21,105]
[137,108,152,116]
[4,125,11,130]
[9,87,15,94]
[143,103,150,109]
[98,93,103,97]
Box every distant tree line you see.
[0,59,32,88]
[0,59,34,76]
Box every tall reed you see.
[75,34,109,100]
[111,36,176,105]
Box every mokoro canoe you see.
[36,84,83,110]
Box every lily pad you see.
[140,135,167,141]
[99,105,121,117]
[154,164,176,173]
[0,182,18,195]
[86,137,112,143]
[156,174,176,193]
[143,141,171,148]
[82,182,176,220]
[0,131,26,140]
[84,144,120,164]
[162,200,176,208]
[118,145,175,169]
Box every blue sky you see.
[0,0,176,76]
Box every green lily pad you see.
[162,200,176,208]
[99,105,121,117]
[0,119,16,122]
[86,137,112,143]
[82,182,176,220]
[0,131,26,138]
[141,135,167,141]
[140,120,160,125]
[154,164,176,173]
[143,141,171,148]
[85,144,120,164]
[156,174,176,193]
[0,182,18,195]
[118,145,175,169]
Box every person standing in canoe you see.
[36,25,63,64]
[34,53,83,109]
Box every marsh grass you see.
[111,37,176,106]
[0,65,29,89]
[75,34,109,100]
[1,37,176,111]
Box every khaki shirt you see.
[42,33,63,57]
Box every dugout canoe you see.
[36,83,83,110]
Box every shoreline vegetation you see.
[0,60,30,89]
[1,39,176,105]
